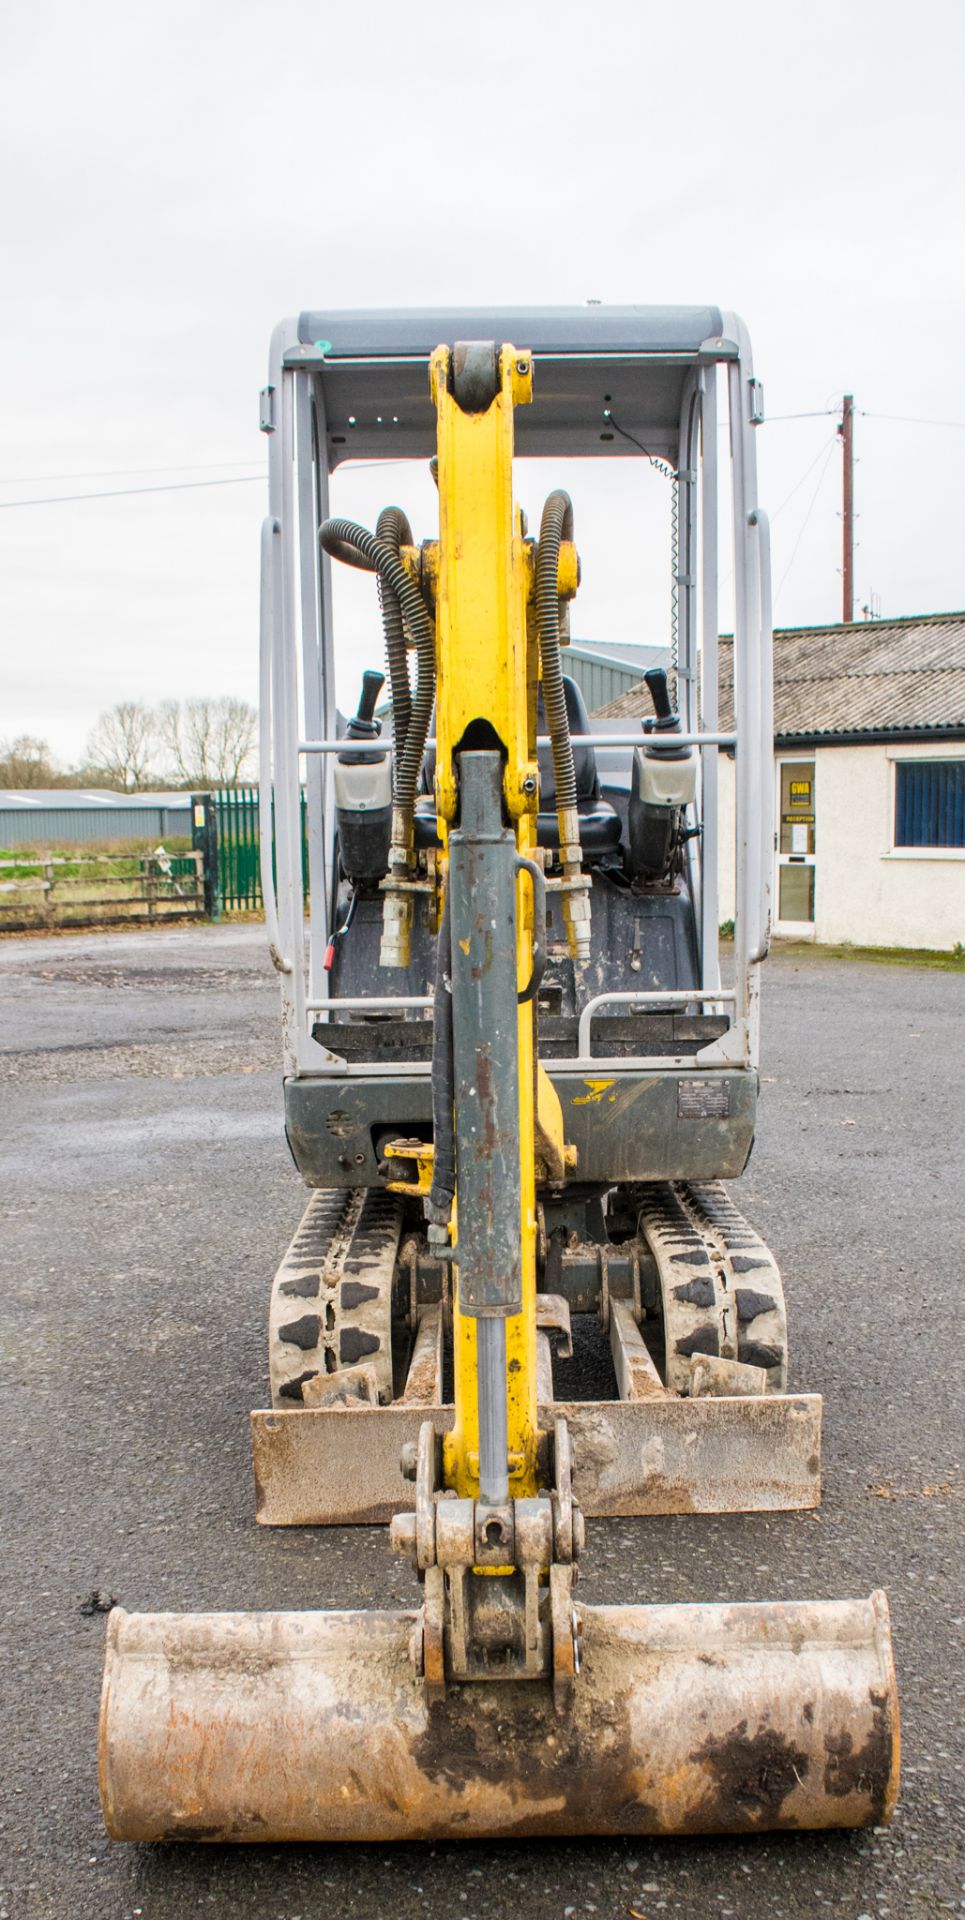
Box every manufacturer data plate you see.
[678,1078,732,1118]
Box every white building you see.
[600,612,965,952]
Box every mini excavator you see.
[99,309,899,1842]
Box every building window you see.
[894,759,965,849]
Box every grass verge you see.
[771,937,965,971]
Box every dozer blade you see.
[100,1592,898,1843]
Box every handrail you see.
[297,731,736,756]
[577,988,737,1057]
[306,994,434,1015]
[258,516,293,975]
[748,506,773,963]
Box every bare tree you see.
[85,702,157,789]
[157,697,257,787]
[156,699,193,786]
[0,735,59,787]
[211,697,258,784]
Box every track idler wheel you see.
[100,1592,898,1843]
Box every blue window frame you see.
[894,759,965,849]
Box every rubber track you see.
[268,1188,404,1406]
[638,1180,788,1394]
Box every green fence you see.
[192,788,309,915]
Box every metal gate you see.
[193,788,309,915]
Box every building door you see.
[774,758,816,934]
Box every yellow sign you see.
[573,1078,617,1107]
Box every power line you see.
[766,406,965,429]
[6,407,963,514]
[337,457,426,472]
[770,434,840,521]
[860,410,965,429]
[0,458,264,484]
[764,409,838,422]
[717,434,839,598]
[0,453,434,509]
[0,474,264,510]
[774,438,838,610]
[7,407,962,485]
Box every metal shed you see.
[565,641,669,715]
[0,790,194,848]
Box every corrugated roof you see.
[568,640,669,670]
[594,612,965,738]
[0,789,193,810]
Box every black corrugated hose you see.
[536,491,578,815]
[319,517,434,827]
[375,507,413,763]
[427,881,455,1225]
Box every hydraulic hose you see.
[536,490,578,816]
[319,517,434,828]
[427,881,455,1226]
[536,492,590,960]
[375,507,413,764]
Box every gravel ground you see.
[0,923,962,1920]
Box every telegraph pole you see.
[840,394,854,623]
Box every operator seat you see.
[415,673,622,858]
[533,676,622,855]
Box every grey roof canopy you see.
[597,612,965,742]
[285,305,733,468]
[0,789,191,810]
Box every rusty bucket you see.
[100,1591,898,1842]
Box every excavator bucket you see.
[100,1594,898,1842]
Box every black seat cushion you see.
[420,675,599,804]
[536,802,622,855]
[414,673,619,856]
[415,795,621,857]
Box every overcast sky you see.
[2,0,963,766]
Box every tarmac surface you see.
[1,922,963,1920]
